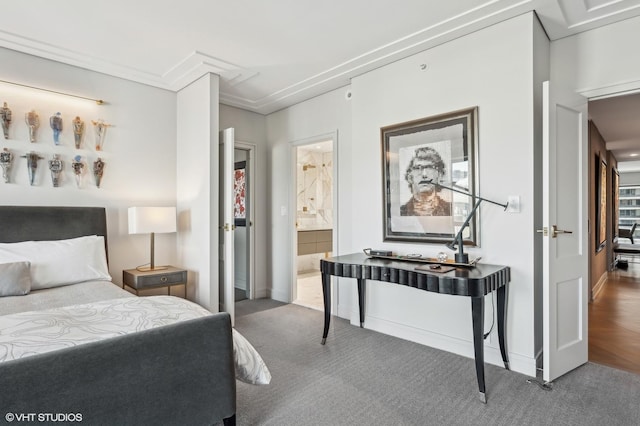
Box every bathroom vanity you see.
[297,229,332,255]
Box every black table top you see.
[321,253,510,297]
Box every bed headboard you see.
[0,206,107,245]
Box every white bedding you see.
[0,280,135,315]
[0,295,271,385]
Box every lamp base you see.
[454,252,469,264]
[136,265,169,272]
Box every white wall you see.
[176,74,219,311]
[266,13,542,376]
[347,14,539,375]
[0,47,177,284]
[266,86,353,317]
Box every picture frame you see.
[381,107,478,245]
[612,167,619,242]
[595,155,607,251]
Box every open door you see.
[219,128,235,325]
[541,81,589,382]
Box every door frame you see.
[289,131,338,308]
[582,86,640,363]
[219,128,235,325]
[541,81,640,381]
[235,141,257,300]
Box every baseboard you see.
[353,314,537,377]
[592,271,608,300]
[253,288,269,299]
[268,288,289,303]
[337,303,351,319]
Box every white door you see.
[542,81,589,382]
[219,128,235,325]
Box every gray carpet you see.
[234,299,640,426]
[235,287,248,302]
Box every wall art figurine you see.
[48,154,64,187]
[0,147,13,183]
[1,102,11,139]
[25,110,40,143]
[91,119,111,150]
[72,116,85,149]
[49,112,63,145]
[21,151,44,185]
[93,157,105,188]
[72,155,84,188]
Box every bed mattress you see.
[0,281,271,385]
[0,295,212,362]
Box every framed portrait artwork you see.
[595,155,607,251]
[381,107,479,244]
[612,167,619,242]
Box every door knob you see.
[551,225,572,238]
[536,225,572,238]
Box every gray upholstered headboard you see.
[0,206,107,248]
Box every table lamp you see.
[128,206,177,271]
[427,180,508,265]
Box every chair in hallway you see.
[619,222,637,244]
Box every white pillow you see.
[0,236,112,290]
[0,261,31,297]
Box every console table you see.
[320,253,510,403]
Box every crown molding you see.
[0,29,168,88]
[0,2,537,115]
[221,0,538,114]
[4,1,639,115]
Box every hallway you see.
[589,262,640,375]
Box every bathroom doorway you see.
[293,139,334,310]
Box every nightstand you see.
[122,266,187,298]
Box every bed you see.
[0,206,269,426]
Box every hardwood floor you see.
[588,261,640,375]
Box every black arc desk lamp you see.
[427,179,508,264]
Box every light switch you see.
[280,206,287,216]
[506,196,520,213]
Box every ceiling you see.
[2,1,640,123]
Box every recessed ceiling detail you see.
[558,0,640,29]
[163,51,259,92]
[2,1,640,115]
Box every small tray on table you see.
[363,248,479,268]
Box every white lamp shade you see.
[128,207,177,234]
